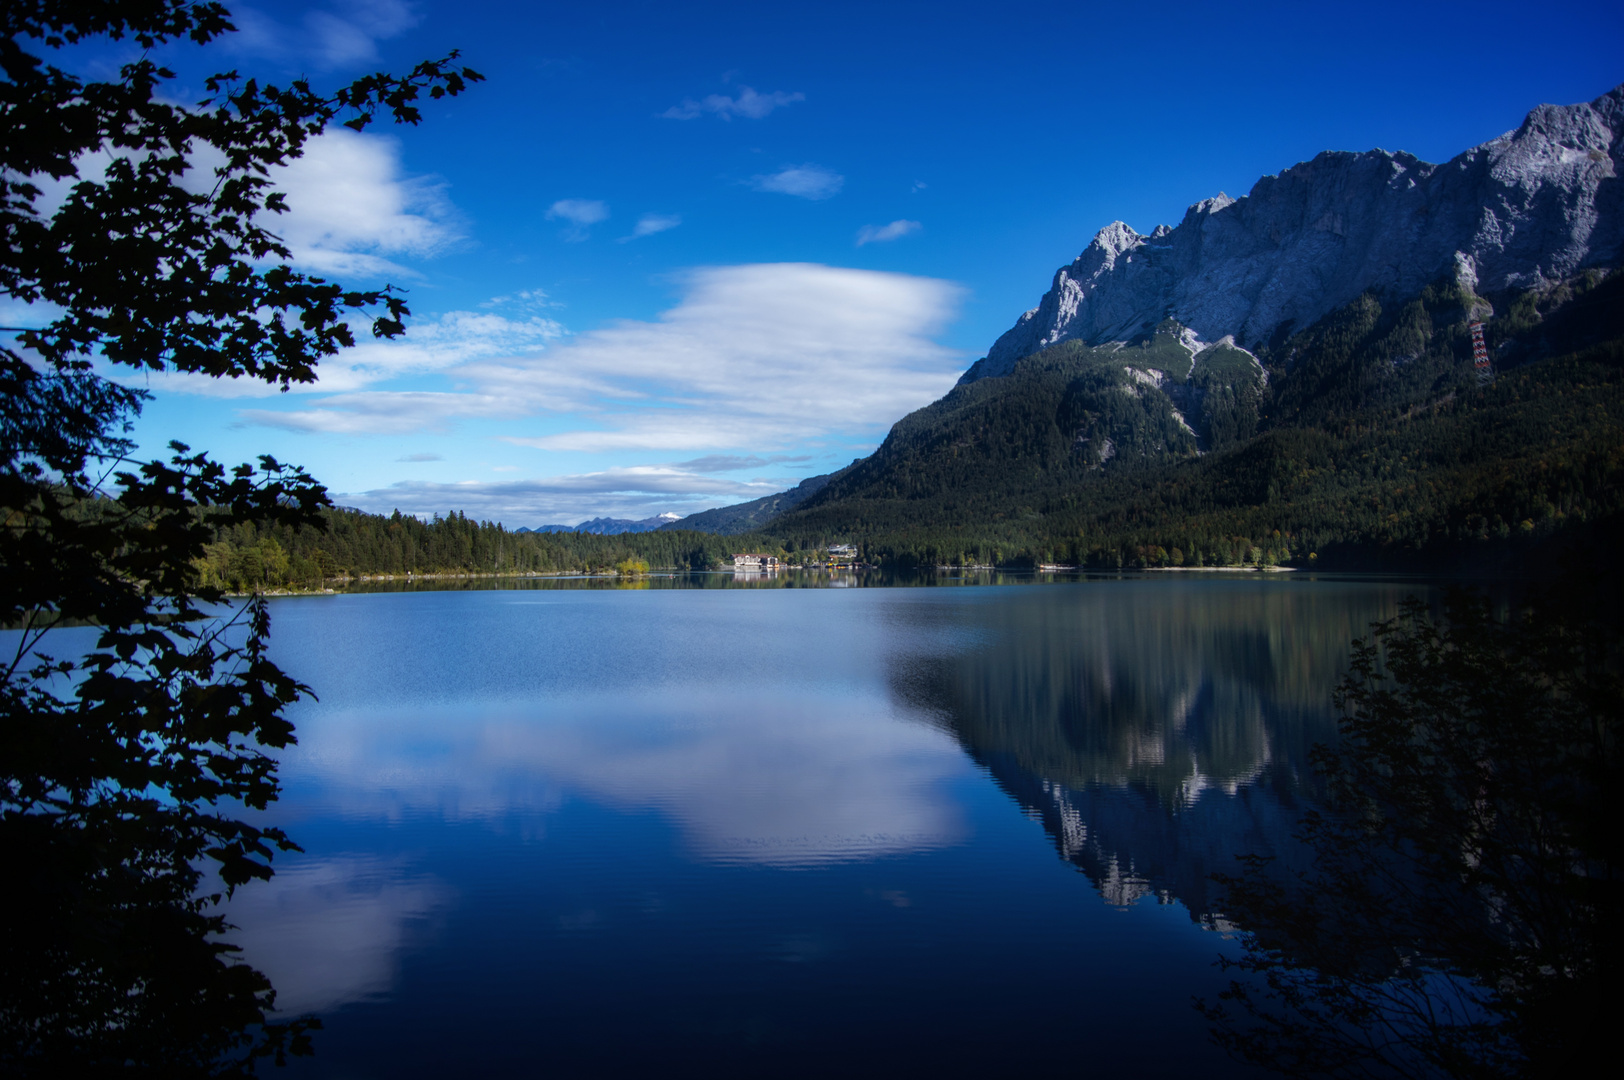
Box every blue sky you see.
[60,1,1624,525]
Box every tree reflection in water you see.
[1205,588,1621,1078]
[2,808,318,1077]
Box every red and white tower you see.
[1470,320,1494,386]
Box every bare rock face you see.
[963,84,1624,383]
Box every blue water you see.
[212,573,1413,1077]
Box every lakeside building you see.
[828,544,857,567]
[732,553,780,571]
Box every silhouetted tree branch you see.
[1,3,480,1072]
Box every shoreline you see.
[237,562,1309,597]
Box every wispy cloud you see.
[237,392,525,435]
[856,219,922,246]
[342,465,784,524]
[397,453,442,462]
[750,165,844,201]
[546,199,610,241]
[224,1,421,69]
[673,454,806,474]
[619,213,681,242]
[662,87,805,121]
[481,289,557,310]
[153,308,565,402]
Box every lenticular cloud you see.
[483,262,967,452]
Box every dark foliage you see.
[1203,588,1622,1078]
[189,507,750,588]
[1,3,480,1073]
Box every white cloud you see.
[856,219,923,246]
[480,264,964,452]
[620,213,682,242]
[231,264,965,451]
[662,87,805,121]
[751,165,844,200]
[546,198,610,241]
[269,129,462,276]
[16,123,456,285]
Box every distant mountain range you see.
[517,512,685,535]
[522,471,849,538]
[654,471,844,535]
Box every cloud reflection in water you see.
[223,857,450,1015]
[282,690,970,867]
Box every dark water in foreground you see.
[226,573,1419,1077]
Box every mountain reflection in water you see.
[888,579,1411,916]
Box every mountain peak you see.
[965,83,1624,383]
[1089,220,1142,258]
[1184,191,1235,219]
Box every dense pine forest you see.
[190,511,750,590]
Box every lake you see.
[221,572,1419,1077]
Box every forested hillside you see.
[657,469,844,535]
[761,272,1624,570]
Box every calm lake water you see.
[220,572,1419,1078]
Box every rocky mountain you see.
[964,84,1622,383]
[750,85,1624,570]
